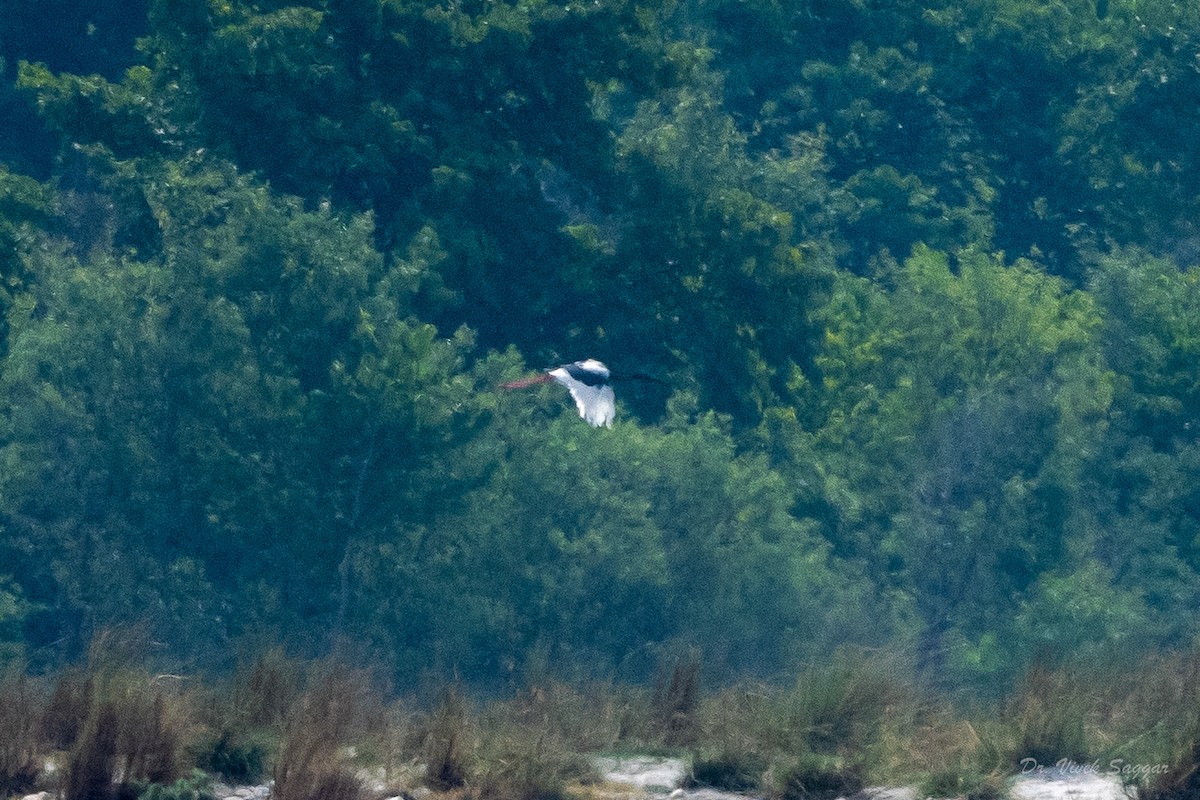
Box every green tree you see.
[782,246,1113,683]
[0,145,484,666]
[1071,250,1200,652]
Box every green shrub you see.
[919,770,1006,800]
[135,769,217,800]
[775,755,864,800]
[690,753,765,791]
[198,731,266,784]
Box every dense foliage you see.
[1,0,1198,692]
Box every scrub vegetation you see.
[2,639,1200,798]
[2,0,1200,795]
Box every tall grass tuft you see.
[0,669,41,798]
[192,648,305,786]
[471,680,605,800]
[116,681,188,785]
[509,680,625,755]
[691,686,772,790]
[1001,663,1092,769]
[652,652,700,747]
[1140,740,1200,800]
[64,700,121,800]
[58,632,192,800]
[475,724,594,800]
[271,666,380,800]
[787,653,909,760]
[690,650,923,793]
[1103,652,1200,799]
[62,674,190,800]
[421,685,472,790]
[234,649,303,732]
[41,667,93,751]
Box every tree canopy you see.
[1,0,1198,692]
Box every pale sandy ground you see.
[176,753,1136,800]
[16,752,1134,800]
[593,755,1134,800]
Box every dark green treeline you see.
[1,0,1198,691]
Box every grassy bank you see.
[2,637,1198,800]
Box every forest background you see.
[0,0,1199,700]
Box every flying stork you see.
[501,359,628,427]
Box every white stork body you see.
[549,359,615,428]
[502,358,616,427]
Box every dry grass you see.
[507,680,629,755]
[912,654,1200,798]
[234,649,304,732]
[474,725,593,800]
[472,685,607,800]
[651,654,700,747]
[61,671,192,800]
[688,649,923,792]
[17,635,1200,800]
[271,666,385,800]
[38,631,196,800]
[421,686,474,791]
[1139,740,1200,800]
[40,667,93,751]
[1001,663,1093,768]
[0,669,41,797]
[1094,651,1200,798]
[64,698,121,800]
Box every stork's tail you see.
[500,373,554,390]
[618,372,666,384]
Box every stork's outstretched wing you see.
[550,369,615,428]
